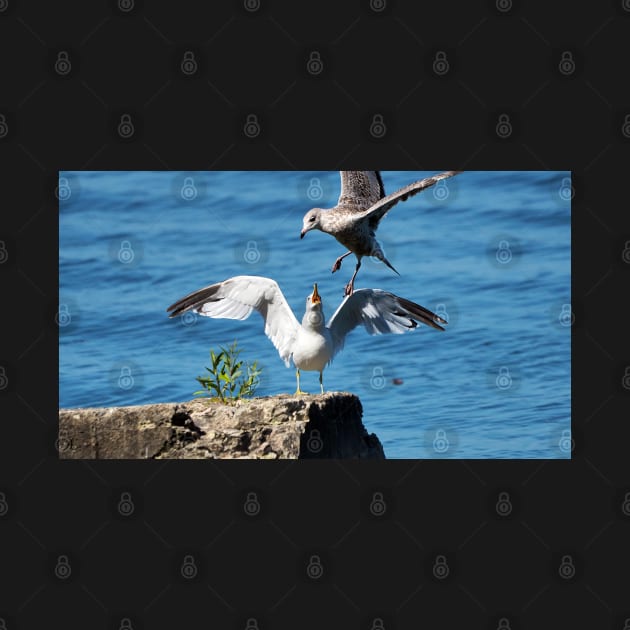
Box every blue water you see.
[59,171,571,459]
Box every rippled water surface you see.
[59,170,571,459]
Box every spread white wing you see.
[337,171,385,211]
[358,170,463,227]
[167,275,300,367]
[326,289,446,359]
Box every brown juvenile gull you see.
[300,170,463,295]
[167,275,446,395]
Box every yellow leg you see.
[295,369,307,395]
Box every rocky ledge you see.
[58,392,385,459]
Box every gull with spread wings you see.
[300,170,463,295]
[167,275,446,395]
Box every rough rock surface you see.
[58,392,385,459]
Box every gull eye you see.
[309,216,316,222]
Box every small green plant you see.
[194,341,261,403]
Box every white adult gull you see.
[300,170,463,295]
[167,275,446,394]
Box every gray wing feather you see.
[359,170,463,226]
[337,171,385,211]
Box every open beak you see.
[311,283,321,304]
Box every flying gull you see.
[167,275,446,394]
[300,170,463,295]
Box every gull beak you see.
[311,283,321,304]
[300,229,306,239]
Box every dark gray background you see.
[1,1,629,628]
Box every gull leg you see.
[332,250,352,273]
[295,368,307,396]
[344,259,362,296]
[319,371,324,394]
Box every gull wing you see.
[326,288,446,359]
[358,170,463,227]
[167,275,300,367]
[337,171,385,211]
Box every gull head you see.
[303,283,325,328]
[300,208,323,238]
